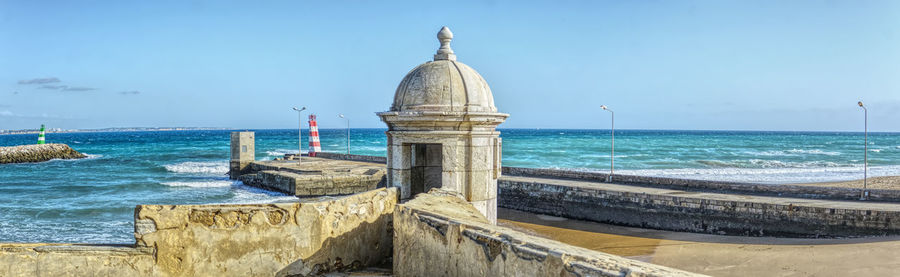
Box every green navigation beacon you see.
[37,124,46,144]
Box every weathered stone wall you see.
[502,166,900,202]
[499,179,900,237]
[394,190,704,277]
[0,143,86,164]
[0,188,398,277]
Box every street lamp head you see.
[292,107,307,112]
[339,114,344,118]
[858,101,864,107]
[600,105,608,110]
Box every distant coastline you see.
[0,127,229,136]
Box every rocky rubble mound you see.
[0,143,87,164]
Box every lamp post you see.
[292,106,306,162]
[858,101,868,200]
[601,105,614,182]
[339,114,350,155]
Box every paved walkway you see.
[501,175,900,212]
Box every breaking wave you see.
[160,180,236,188]
[616,165,900,184]
[696,159,844,168]
[264,149,304,157]
[747,149,840,156]
[163,161,228,174]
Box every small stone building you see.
[378,26,508,223]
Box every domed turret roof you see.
[391,27,497,113]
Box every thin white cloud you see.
[18,77,61,85]
[37,85,98,92]
[63,86,97,92]
[0,110,71,119]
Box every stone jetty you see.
[0,144,87,164]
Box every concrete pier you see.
[238,157,386,196]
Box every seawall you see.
[499,176,900,237]
[502,167,900,202]
[0,144,86,164]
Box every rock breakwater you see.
[0,144,87,164]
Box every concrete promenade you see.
[501,175,900,212]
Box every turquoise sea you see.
[1,129,899,243]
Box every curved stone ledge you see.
[0,143,87,164]
[394,190,703,277]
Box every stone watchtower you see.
[378,27,508,223]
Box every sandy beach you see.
[499,208,900,277]
[792,176,900,190]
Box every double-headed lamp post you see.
[292,107,306,162]
[601,105,614,182]
[339,114,350,155]
[858,101,868,200]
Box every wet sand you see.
[792,175,900,190]
[498,208,900,277]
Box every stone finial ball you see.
[438,26,453,40]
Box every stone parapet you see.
[0,143,86,164]
[0,188,398,277]
[394,189,704,277]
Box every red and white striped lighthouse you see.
[308,114,322,157]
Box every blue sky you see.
[1,1,898,131]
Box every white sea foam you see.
[227,182,298,204]
[697,159,843,169]
[265,149,305,157]
[50,153,103,162]
[161,180,235,188]
[871,149,882,153]
[163,161,228,174]
[748,149,840,156]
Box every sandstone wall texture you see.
[0,244,156,276]
[0,188,398,277]
[0,143,86,164]
[499,179,900,237]
[394,189,704,277]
